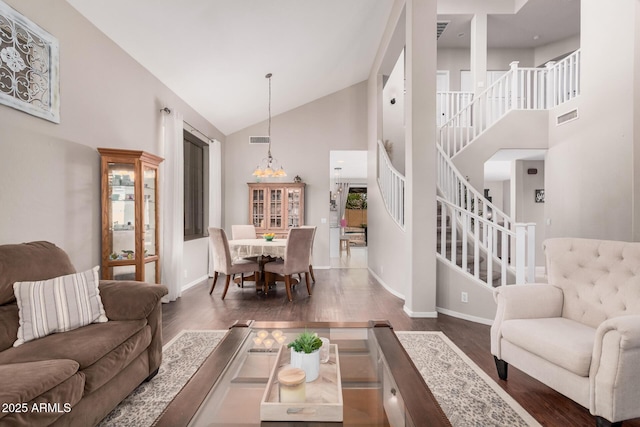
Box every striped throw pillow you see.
[13,266,108,347]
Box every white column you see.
[404,0,438,317]
[470,14,488,97]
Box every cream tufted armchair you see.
[491,238,640,427]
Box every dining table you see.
[227,238,287,261]
[227,238,294,293]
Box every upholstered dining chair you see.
[299,225,317,284]
[264,227,314,301]
[231,224,257,239]
[208,227,260,299]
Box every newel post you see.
[509,61,519,109]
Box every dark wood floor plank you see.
[161,268,640,427]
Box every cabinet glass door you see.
[143,166,157,257]
[108,163,136,261]
[270,189,283,228]
[252,189,265,228]
[287,188,301,228]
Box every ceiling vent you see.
[249,136,270,144]
[437,21,450,39]
[557,109,578,125]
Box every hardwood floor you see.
[162,267,639,427]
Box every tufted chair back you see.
[544,238,640,328]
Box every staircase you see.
[378,50,581,289]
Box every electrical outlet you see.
[183,269,188,279]
[461,292,468,303]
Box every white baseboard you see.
[182,275,209,292]
[313,265,331,270]
[368,268,405,300]
[403,306,438,318]
[437,307,494,326]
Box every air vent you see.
[557,109,578,125]
[437,21,450,39]
[250,136,270,144]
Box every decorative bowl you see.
[263,233,275,241]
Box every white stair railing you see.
[437,197,536,286]
[439,50,581,158]
[436,91,473,127]
[377,140,405,229]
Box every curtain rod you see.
[161,107,218,144]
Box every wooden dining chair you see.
[208,227,260,299]
[264,227,314,301]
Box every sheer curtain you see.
[208,139,222,277]
[161,109,184,302]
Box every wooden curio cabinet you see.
[98,148,164,283]
[248,182,305,238]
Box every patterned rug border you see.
[99,329,228,427]
[396,331,541,427]
[102,329,541,427]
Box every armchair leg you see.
[595,417,622,427]
[209,272,219,294]
[494,356,508,380]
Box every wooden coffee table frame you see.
[155,320,451,427]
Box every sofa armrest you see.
[491,284,564,357]
[589,315,640,423]
[99,280,168,321]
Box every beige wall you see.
[224,82,368,267]
[546,0,639,242]
[0,0,223,285]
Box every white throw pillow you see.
[13,266,108,347]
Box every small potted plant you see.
[288,331,322,382]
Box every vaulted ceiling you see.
[66,0,579,135]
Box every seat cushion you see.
[500,317,595,376]
[0,359,81,408]
[0,319,146,369]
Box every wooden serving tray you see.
[260,344,343,422]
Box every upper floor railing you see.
[438,50,581,158]
[377,140,405,229]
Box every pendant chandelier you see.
[253,73,286,178]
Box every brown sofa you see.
[0,241,168,426]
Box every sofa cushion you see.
[13,267,108,347]
[501,317,595,376]
[0,359,80,409]
[82,326,151,393]
[0,319,147,369]
[0,367,85,427]
[99,280,168,320]
[0,303,19,352]
[0,241,76,306]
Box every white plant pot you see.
[290,348,320,382]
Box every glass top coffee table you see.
[155,321,450,426]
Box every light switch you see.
[320,218,327,224]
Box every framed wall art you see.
[535,189,545,203]
[0,1,60,123]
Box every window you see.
[184,130,209,240]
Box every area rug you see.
[396,331,541,427]
[97,330,227,427]
[99,330,540,427]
